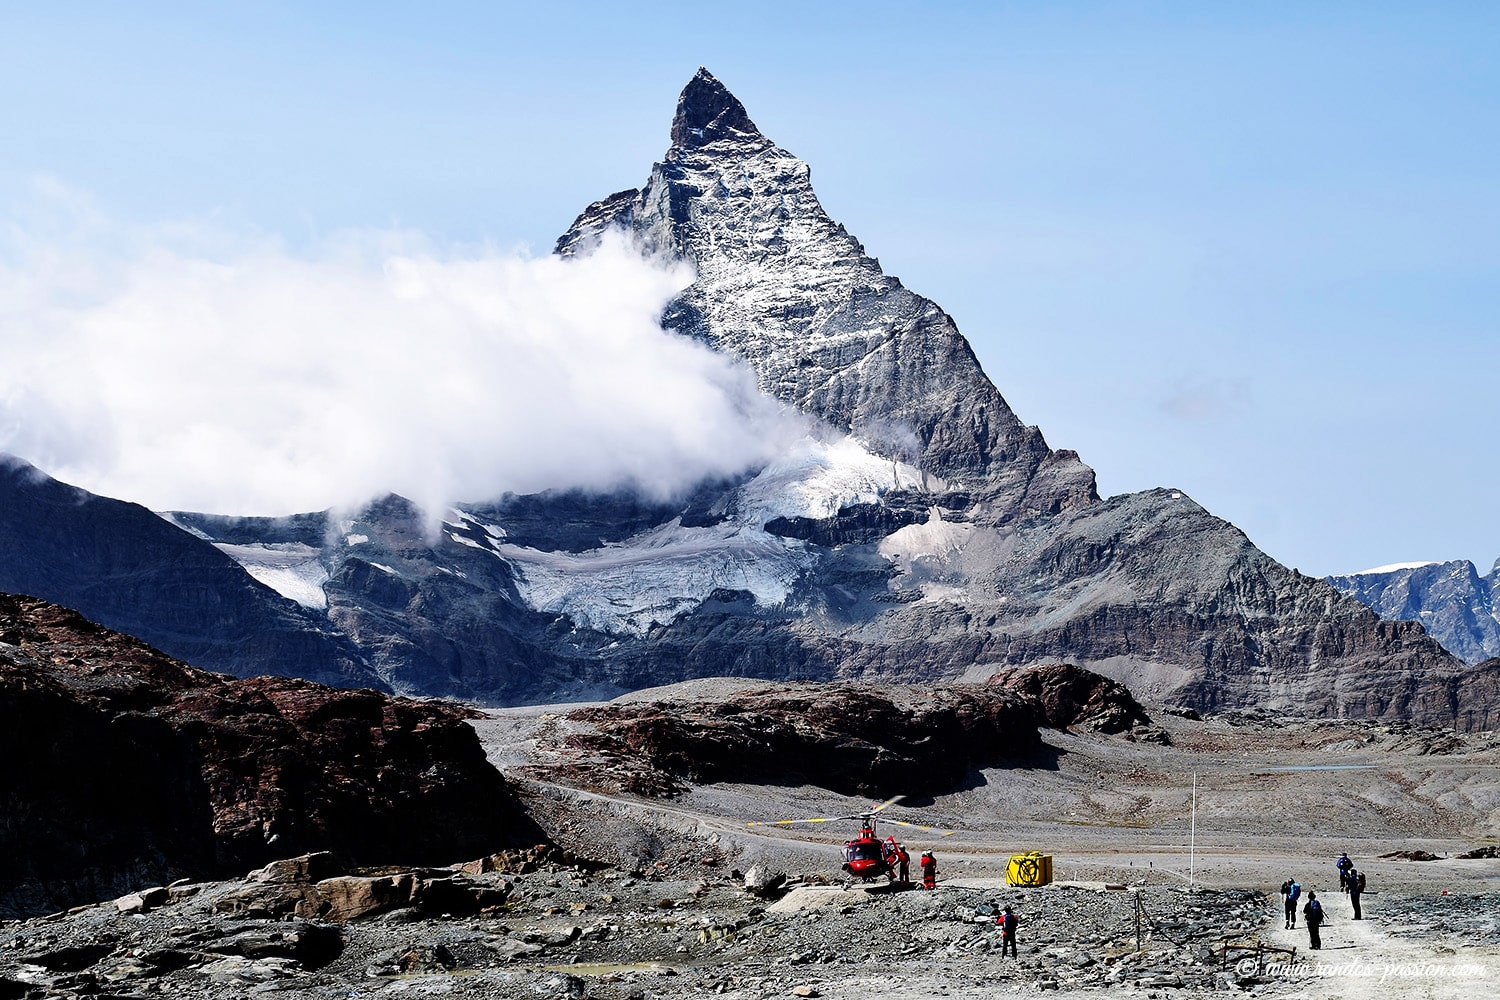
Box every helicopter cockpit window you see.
[850,840,883,862]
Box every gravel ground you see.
[3,852,1497,1000]
[5,694,1499,999]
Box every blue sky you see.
[2,2,1497,577]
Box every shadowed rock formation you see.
[0,593,537,917]
[987,663,1151,733]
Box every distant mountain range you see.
[2,69,1496,731]
[1328,559,1500,666]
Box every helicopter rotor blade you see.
[746,815,852,829]
[746,795,958,838]
[875,817,957,837]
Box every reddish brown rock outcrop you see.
[534,682,1046,798]
[0,593,537,916]
[986,663,1151,734]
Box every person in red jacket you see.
[920,851,937,890]
[895,843,911,884]
[998,904,1019,957]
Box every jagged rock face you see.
[524,682,1045,798]
[1328,559,1500,666]
[557,68,1096,517]
[986,663,1150,733]
[0,594,536,917]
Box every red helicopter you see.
[747,797,954,885]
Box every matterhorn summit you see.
[669,66,765,148]
[559,69,1096,519]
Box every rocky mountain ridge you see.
[1328,558,1500,666]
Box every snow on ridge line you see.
[1349,560,1443,576]
[156,511,212,540]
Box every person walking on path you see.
[1337,853,1352,892]
[1303,891,1326,950]
[1347,869,1363,919]
[1281,878,1301,929]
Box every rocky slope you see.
[0,856,1282,999]
[0,593,538,918]
[1,70,1495,731]
[515,669,1161,802]
[1329,559,1500,666]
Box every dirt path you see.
[1256,893,1496,999]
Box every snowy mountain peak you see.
[560,70,1097,518]
[670,67,762,149]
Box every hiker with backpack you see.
[1281,878,1302,929]
[1303,891,1327,949]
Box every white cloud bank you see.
[0,188,803,515]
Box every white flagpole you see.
[1189,772,1197,889]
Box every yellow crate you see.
[1006,851,1053,886]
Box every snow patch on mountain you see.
[500,522,812,636]
[213,542,329,610]
[447,532,484,551]
[738,436,933,525]
[876,507,979,605]
[157,512,212,540]
[492,435,930,636]
[879,508,974,565]
[451,508,506,539]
